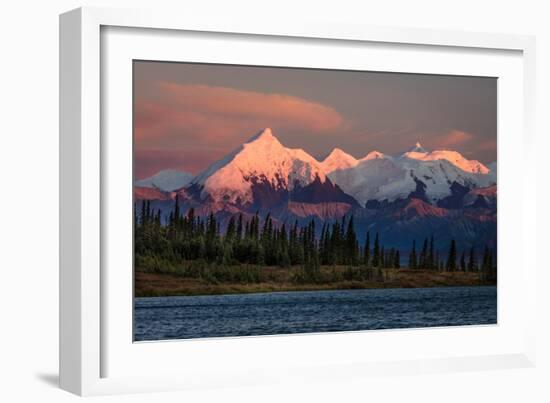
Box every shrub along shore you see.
[135,264,496,298]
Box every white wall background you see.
[1,0,548,401]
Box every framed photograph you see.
[60,7,537,396]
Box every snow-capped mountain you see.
[320,149,387,174]
[150,130,495,209]
[191,128,331,205]
[327,153,404,205]
[135,169,194,192]
[402,142,489,174]
[138,129,496,216]
[320,148,359,173]
[137,131,497,212]
[326,143,495,206]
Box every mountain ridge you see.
[136,128,496,216]
[134,128,497,252]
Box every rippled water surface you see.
[134,286,496,341]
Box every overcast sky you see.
[134,61,497,179]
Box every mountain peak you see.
[324,147,354,160]
[330,147,346,155]
[246,127,277,144]
[408,142,428,154]
[402,146,490,175]
[243,128,286,154]
[361,150,386,161]
[321,147,358,173]
[194,127,327,205]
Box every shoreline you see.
[135,283,497,300]
[135,267,495,298]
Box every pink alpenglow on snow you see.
[402,142,490,174]
[320,148,359,173]
[191,128,328,204]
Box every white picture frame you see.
[59,6,537,396]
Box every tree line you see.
[135,197,496,282]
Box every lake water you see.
[134,286,496,341]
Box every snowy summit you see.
[402,142,489,174]
[321,148,359,173]
[192,128,327,204]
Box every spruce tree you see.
[244,221,250,240]
[319,223,327,264]
[289,220,300,265]
[140,200,147,226]
[482,246,489,273]
[446,239,457,271]
[155,209,161,226]
[345,215,359,265]
[372,232,380,268]
[322,224,331,265]
[420,238,428,269]
[279,223,290,267]
[225,216,236,242]
[428,235,434,270]
[468,246,475,272]
[460,251,466,272]
[261,213,271,242]
[394,250,400,268]
[409,240,417,270]
[487,249,496,281]
[363,231,370,267]
[146,200,151,225]
[330,221,342,264]
[187,208,195,236]
[236,213,243,240]
[388,248,394,269]
[173,194,180,226]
